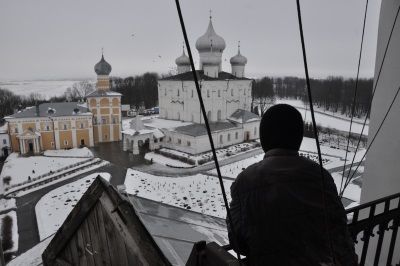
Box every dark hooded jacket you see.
[227,148,357,265]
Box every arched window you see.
[231,89,234,96]
[218,90,221,97]
[254,127,257,137]
[217,110,221,121]
[177,89,180,96]
[177,112,181,120]
[207,111,212,121]
[235,132,239,139]
[219,135,223,144]
[228,133,231,141]
[191,90,194,98]
[207,90,210,98]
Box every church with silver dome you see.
[155,15,260,155]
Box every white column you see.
[72,119,77,148]
[110,113,114,141]
[132,140,139,155]
[19,139,24,154]
[123,135,128,151]
[89,121,94,147]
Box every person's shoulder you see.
[236,158,265,181]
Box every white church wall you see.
[158,79,252,124]
[243,121,260,141]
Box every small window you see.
[168,137,172,142]
[187,141,191,146]
[231,89,234,96]
[219,135,223,144]
[191,90,194,98]
[80,123,84,129]
[46,125,50,131]
[165,88,167,96]
[228,134,231,141]
[3,139,6,144]
[235,132,239,139]
[15,128,18,133]
[102,118,106,124]
[178,139,181,144]
[112,117,116,124]
[177,89,180,96]
[254,127,257,136]
[64,140,68,145]
[207,90,210,98]
[63,124,67,130]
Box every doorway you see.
[81,139,85,146]
[28,142,34,152]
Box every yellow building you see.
[6,103,94,155]
[87,54,122,143]
[5,54,122,155]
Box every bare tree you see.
[65,81,94,101]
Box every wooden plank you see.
[76,227,88,266]
[99,192,171,266]
[81,218,96,266]
[67,233,80,266]
[94,203,112,266]
[86,204,104,266]
[43,178,106,265]
[100,200,129,266]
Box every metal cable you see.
[174,0,241,262]
[296,0,335,262]
[340,3,400,196]
[339,0,369,195]
[342,85,400,193]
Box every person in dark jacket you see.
[227,104,357,266]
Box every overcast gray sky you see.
[0,0,381,80]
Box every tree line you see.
[110,72,159,109]
[252,76,373,117]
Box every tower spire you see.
[238,41,241,54]
[209,9,212,20]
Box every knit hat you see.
[259,104,304,152]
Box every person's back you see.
[227,104,357,265]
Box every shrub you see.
[1,215,13,251]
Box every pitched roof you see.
[42,177,171,266]
[86,90,122,97]
[174,121,239,137]
[7,102,91,119]
[228,109,260,124]
[160,70,250,81]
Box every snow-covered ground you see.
[43,147,93,158]
[14,159,109,197]
[7,236,53,266]
[0,198,16,212]
[1,153,87,187]
[35,172,111,240]
[144,152,192,168]
[0,211,18,253]
[125,169,232,218]
[0,80,83,99]
[276,98,369,135]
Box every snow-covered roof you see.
[7,102,91,119]
[86,89,121,97]
[228,109,260,124]
[174,121,239,137]
[143,117,193,130]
